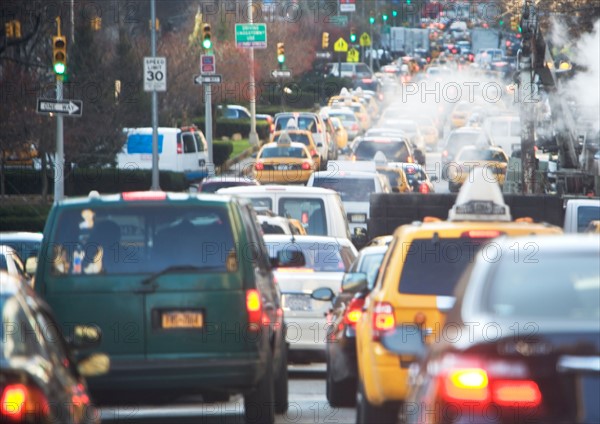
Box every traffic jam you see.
[1,1,600,424]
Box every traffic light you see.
[349,28,357,43]
[4,20,21,39]
[202,23,212,50]
[277,42,285,68]
[369,11,375,24]
[406,0,411,4]
[499,19,504,26]
[91,17,101,31]
[510,16,518,31]
[322,32,329,49]
[52,35,67,76]
[382,13,388,22]
[392,10,398,17]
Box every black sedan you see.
[0,272,109,424]
[380,234,600,424]
[313,245,388,407]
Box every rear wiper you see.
[141,265,206,286]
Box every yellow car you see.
[450,101,473,129]
[271,129,322,170]
[447,145,508,192]
[253,140,317,185]
[330,117,348,151]
[376,163,412,193]
[354,176,563,423]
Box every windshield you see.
[354,140,410,162]
[273,132,311,146]
[398,238,491,296]
[485,253,599,322]
[49,206,235,275]
[265,240,355,272]
[311,177,376,202]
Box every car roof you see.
[218,185,338,195]
[261,141,309,150]
[493,234,599,252]
[263,234,353,245]
[54,191,237,207]
[202,175,258,183]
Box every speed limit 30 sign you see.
[144,57,167,92]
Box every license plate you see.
[161,311,203,329]
[277,164,289,171]
[284,294,312,311]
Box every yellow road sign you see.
[334,37,348,52]
[347,48,360,62]
[359,32,371,47]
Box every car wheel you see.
[448,182,460,193]
[274,341,289,414]
[244,349,275,424]
[326,367,356,407]
[356,380,398,424]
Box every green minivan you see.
[33,191,292,423]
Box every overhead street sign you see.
[329,15,348,27]
[340,0,356,12]
[334,37,348,52]
[194,74,222,84]
[144,57,167,92]
[235,23,267,48]
[360,32,371,47]
[37,98,83,117]
[316,51,332,59]
[271,70,292,78]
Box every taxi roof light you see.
[448,169,511,222]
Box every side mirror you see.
[379,324,426,360]
[271,249,306,268]
[311,287,335,302]
[77,353,110,378]
[341,272,369,293]
[25,256,38,275]
[69,324,102,350]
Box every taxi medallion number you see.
[162,311,203,329]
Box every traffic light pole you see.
[247,0,259,147]
[150,0,160,190]
[54,76,64,203]
[205,85,214,177]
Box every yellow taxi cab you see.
[450,101,474,129]
[448,145,508,192]
[354,174,563,424]
[330,117,349,151]
[375,163,412,193]
[253,139,317,185]
[328,93,372,131]
[271,129,322,170]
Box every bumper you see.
[254,169,312,184]
[285,316,328,353]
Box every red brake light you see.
[351,123,359,131]
[493,380,542,406]
[372,301,395,338]
[1,384,27,421]
[246,289,262,330]
[443,368,490,402]
[301,162,311,170]
[343,297,365,328]
[177,141,183,154]
[310,149,317,157]
[122,191,167,201]
[461,230,502,238]
[255,162,264,171]
[419,183,430,194]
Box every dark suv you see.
[33,191,294,423]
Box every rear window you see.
[398,238,491,296]
[355,140,410,162]
[48,205,235,275]
[311,177,375,202]
[260,146,308,159]
[265,240,355,272]
[273,133,311,146]
[485,253,599,321]
[577,206,600,233]
[276,117,317,133]
[278,198,326,236]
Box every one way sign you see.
[37,98,83,117]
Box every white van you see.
[117,127,208,181]
[306,161,391,240]
[216,185,352,241]
[482,115,521,155]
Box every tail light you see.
[177,141,183,154]
[407,156,414,163]
[310,149,317,157]
[1,384,49,422]
[343,297,365,328]
[255,162,264,171]
[351,123,359,131]
[301,162,311,170]
[461,230,502,238]
[419,183,430,194]
[372,301,395,339]
[246,289,263,330]
[437,354,542,412]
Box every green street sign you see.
[235,23,267,48]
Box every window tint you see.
[49,206,235,275]
[355,140,410,162]
[279,198,326,236]
[398,238,491,296]
[486,253,599,321]
[182,133,196,153]
[260,146,308,159]
[311,177,376,202]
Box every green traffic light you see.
[392,10,397,17]
[499,19,504,26]
[382,14,388,21]
[277,54,285,64]
[350,34,357,43]
[369,17,375,24]
[202,38,212,49]
[406,0,411,4]
[54,62,66,75]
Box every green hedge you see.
[0,204,51,232]
[213,141,233,167]
[2,168,188,196]
[192,119,271,141]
